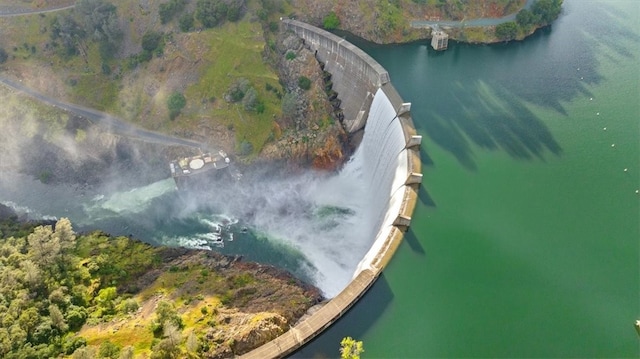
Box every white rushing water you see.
[0,89,406,298]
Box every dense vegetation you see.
[0,211,319,358]
[0,216,157,358]
[496,0,563,40]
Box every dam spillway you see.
[241,20,421,358]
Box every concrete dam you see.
[241,20,422,358]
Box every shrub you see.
[242,87,259,111]
[178,12,194,32]
[167,91,186,120]
[285,51,296,60]
[159,0,186,24]
[141,31,163,52]
[226,78,250,102]
[495,22,518,40]
[195,0,229,28]
[323,11,340,30]
[298,76,311,90]
[227,4,242,22]
[99,341,121,359]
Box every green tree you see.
[27,225,60,270]
[65,305,88,330]
[49,304,68,332]
[195,0,228,28]
[118,346,134,359]
[75,0,122,59]
[532,0,563,25]
[18,307,40,336]
[94,287,118,315]
[50,14,85,56]
[495,21,519,40]
[226,2,243,22]
[73,346,97,359]
[178,12,195,32]
[150,338,180,359]
[340,336,364,359]
[159,0,186,24]
[516,8,535,28]
[298,76,311,90]
[167,92,186,120]
[151,300,183,337]
[323,11,340,30]
[142,31,163,52]
[99,340,121,358]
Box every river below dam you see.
[295,0,639,357]
[0,0,638,357]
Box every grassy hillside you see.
[0,213,321,358]
[0,0,288,159]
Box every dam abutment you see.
[240,20,421,359]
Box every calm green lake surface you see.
[295,0,639,357]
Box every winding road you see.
[0,77,204,149]
[1,4,205,150]
[411,0,536,28]
[0,4,74,17]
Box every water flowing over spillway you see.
[355,88,412,274]
[0,153,376,297]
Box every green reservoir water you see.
[295,0,639,357]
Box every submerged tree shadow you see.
[406,1,638,171]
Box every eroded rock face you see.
[142,249,324,359]
[260,31,351,171]
[203,310,288,358]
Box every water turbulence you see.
[96,178,176,214]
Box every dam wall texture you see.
[240,20,422,359]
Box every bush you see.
[167,91,186,120]
[495,22,518,40]
[141,31,163,52]
[285,51,296,60]
[227,3,242,22]
[159,0,186,24]
[298,76,311,90]
[323,11,340,30]
[178,12,194,32]
[195,0,229,28]
[226,78,250,102]
[242,87,259,111]
[99,341,120,359]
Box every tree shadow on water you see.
[411,1,638,171]
[289,274,394,358]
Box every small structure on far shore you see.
[431,28,449,51]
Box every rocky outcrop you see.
[125,247,323,358]
[259,31,351,171]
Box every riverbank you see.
[0,204,323,358]
[288,0,562,45]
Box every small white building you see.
[431,30,449,51]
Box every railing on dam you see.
[239,20,421,359]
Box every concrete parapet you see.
[239,270,378,359]
[241,20,422,359]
